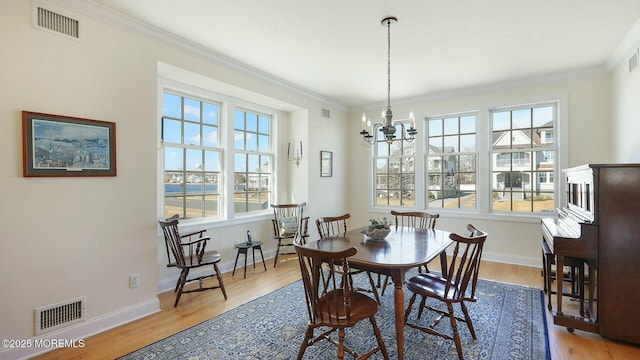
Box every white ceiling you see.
[91,0,640,108]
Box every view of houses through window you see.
[374,122,416,206]
[491,104,556,213]
[426,114,477,209]
[390,101,557,215]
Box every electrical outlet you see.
[129,274,139,289]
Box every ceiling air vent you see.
[322,109,331,118]
[34,5,80,40]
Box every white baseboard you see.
[481,251,540,268]
[0,298,160,360]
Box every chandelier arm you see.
[394,121,416,143]
[361,123,380,144]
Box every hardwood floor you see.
[33,256,640,360]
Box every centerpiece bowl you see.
[361,227,391,240]
[361,217,391,240]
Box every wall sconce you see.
[287,141,303,167]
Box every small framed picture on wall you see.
[320,150,333,177]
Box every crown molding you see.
[47,0,347,111]
[356,65,608,113]
[606,18,640,72]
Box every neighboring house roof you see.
[427,144,455,154]
[491,120,553,149]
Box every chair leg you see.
[404,292,418,324]
[447,303,464,360]
[297,326,312,360]
[213,263,227,300]
[337,328,346,359]
[273,240,281,268]
[380,275,390,297]
[366,272,381,305]
[174,268,185,293]
[370,315,390,359]
[417,296,427,319]
[460,301,476,339]
[174,268,190,307]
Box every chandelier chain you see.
[387,19,391,110]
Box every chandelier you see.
[360,16,417,145]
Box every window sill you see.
[369,207,552,225]
[174,212,272,234]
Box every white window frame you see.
[232,107,273,215]
[371,120,417,209]
[161,90,223,220]
[425,112,478,212]
[489,101,559,216]
[382,96,567,222]
[158,78,281,228]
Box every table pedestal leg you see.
[393,274,405,359]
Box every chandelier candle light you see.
[360,16,417,145]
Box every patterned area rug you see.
[120,272,550,359]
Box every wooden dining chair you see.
[403,224,487,360]
[378,210,442,295]
[316,214,381,304]
[271,202,309,267]
[294,240,389,360]
[159,215,227,307]
[391,210,440,230]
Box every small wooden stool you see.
[232,241,266,278]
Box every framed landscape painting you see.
[22,111,117,177]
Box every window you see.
[426,115,477,209]
[233,109,272,213]
[161,90,275,221]
[375,100,560,216]
[162,92,221,219]
[491,104,556,213]
[374,122,415,207]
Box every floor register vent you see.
[34,4,81,40]
[35,296,86,335]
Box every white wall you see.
[611,25,640,163]
[0,1,348,358]
[347,71,613,267]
